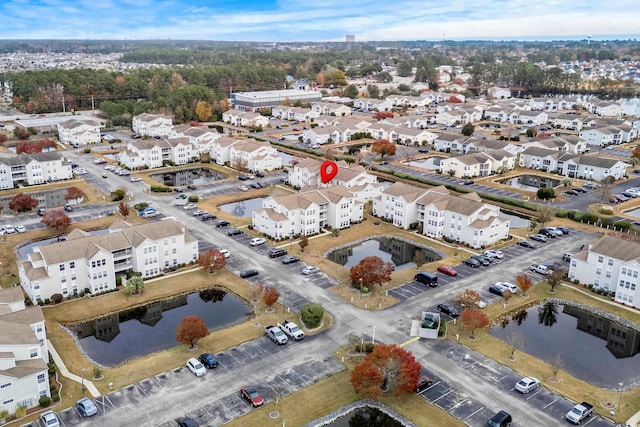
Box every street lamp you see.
[618,382,624,411]
[81,368,86,394]
[359,278,363,299]
[371,325,376,345]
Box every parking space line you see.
[448,397,468,410]
[581,415,597,426]
[464,407,485,419]
[431,389,454,404]
[543,398,557,409]
[526,390,541,400]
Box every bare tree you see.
[506,330,525,360]
[549,353,564,381]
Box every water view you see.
[625,208,640,219]
[69,289,248,366]
[327,237,443,270]
[489,303,640,388]
[497,175,561,191]
[149,167,226,187]
[219,198,265,218]
[320,406,405,427]
[499,212,530,228]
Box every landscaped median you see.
[444,282,640,424]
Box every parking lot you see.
[387,229,589,305]
[22,334,343,427]
[416,341,615,427]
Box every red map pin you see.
[320,161,338,184]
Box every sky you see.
[1,0,639,42]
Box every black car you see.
[472,255,491,266]
[415,376,433,392]
[198,353,219,369]
[418,148,429,153]
[64,205,73,212]
[462,179,474,185]
[634,169,640,174]
[463,258,481,267]
[556,226,570,234]
[238,175,249,181]
[517,240,536,249]
[282,255,300,264]
[250,182,261,189]
[488,284,506,296]
[256,172,265,178]
[239,269,259,278]
[201,214,216,221]
[215,220,230,227]
[573,187,587,193]
[187,184,197,190]
[177,416,199,427]
[539,228,557,237]
[437,303,460,318]
[268,248,287,258]
[227,228,242,236]
[564,190,579,196]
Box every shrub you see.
[574,279,580,284]
[582,213,599,223]
[50,389,59,402]
[83,147,92,153]
[93,366,103,379]
[115,276,122,286]
[47,361,57,376]
[150,185,172,193]
[111,189,126,201]
[39,396,51,408]
[44,298,50,305]
[554,209,568,218]
[300,302,324,328]
[614,221,632,231]
[188,195,199,203]
[134,203,149,211]
[51,293,63,304]
[355,342,375,353]
[537,188,556,199]
[598,206,614,215]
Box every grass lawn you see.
[447,281,640,423]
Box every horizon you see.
[0,1,638,42]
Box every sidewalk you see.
[47,340,101,398]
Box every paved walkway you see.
[48,340,101,398]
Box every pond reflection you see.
[149,168,226,186]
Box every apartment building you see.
[132,113,173,137]
[56,117,101,146]
[0,152,73,190]
[0,287,50,414]
[18,219,198,303]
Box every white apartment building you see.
[252,185,363,239]
[56,117,101,147]
[310,102,352,116]
[0,287,50,414]
[0,152,73,190]
[569,235,640,309]
[221,110,270,128]
[118,137,194,170]
[18,219,198,303]
[287,158,380,195]
[132,113,173,137]
[372,182,510,249]
[228,139,282,173]
[438,150,516,178]
[170,125,222,155]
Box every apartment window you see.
[0,382,11,389]
[2,399,13,405]
[622,267,628,275]
[608,259,614,266]
[596,268,602,276]
[37,374,45,384]
[70,261,75,268]
[59,264,65,271]
[597,256,603,263]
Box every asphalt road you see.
[19,150,618,427]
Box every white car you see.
[239,185,249,192]
[15,225,26,233]
[130,176,142,182]
[218,249,230,258]
[183,203,197,210]
[104,164,115,170]
[249,238,266,246]
[484,249,504,259]
[4,225,15,234]
[186,358,206,377]
[496,281,518,294]
[515,376,540,393]
[475,300,487,308]
[40,411,61,427]
[302,266,320,275]
[75,168,88,175]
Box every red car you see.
[240,386,263,407]
[437,265,457,277]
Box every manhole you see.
[269,411,280,419]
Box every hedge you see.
[150,185,172,193]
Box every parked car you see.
[177,416,199,427]
[414,272,438,287]
[437,265,457,277]
[486,410,512,427]
[256,172,265,178]
[238,175,249,181]
[4,225,15,234]
[515,376,540,393]
[249,238,266,246]
[415,376,433,392]
[240,386,264,407]
[268,248,287,258]
[463,258,481,267]
[517,240,536,249]
[418,148,429,153]
[239,185,249,192]
[215,220,230,227]
[496,281,518,294]
[198,353,219,369]
[573,187,587,193]
[472,255,491,266]
[192,209,207,216]
[227,228,243,236]
[437,302,460,318]
[302,266,320,275]
[488,284,506,296]
[529,233,548,243]
[218,249,230,258]
[183,203,197,210]
[562,253,572,262]
[614,193,630,202]
[240,269,259,278]
[564,190,579,196]
[539,228,557,238]
[186,358,206,377]
[76,397,98,417]
[40,411,61,427]
[556,226,570,234]
[282,255,300,264]
[187,184,197,190]
[15,225,26,233]
[130,176,142,182]
[462,179,474,185]
[174,187,185,192]
[200,214,216,221]
[484,249,503,259]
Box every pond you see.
[497,175,562,191]
[489,303,640,388]
[148,168,226,187]
[499,212,530,228]
[327,237,443,270]
[319,406,405,427]
[405,157,444,169]
[625,208,640,219]
[218,198,265,218]
[68,289,249,366]
[18,228,110,259]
